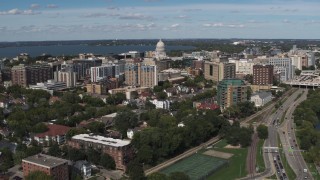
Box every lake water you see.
[0,44,195,58]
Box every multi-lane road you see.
[278,89,312,179]
[244,88,312,180]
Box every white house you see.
[74,160,91,178]
[250,91,273,107]
[150,99,170,110]
[126,127,143,139]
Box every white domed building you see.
[155,39,166,60]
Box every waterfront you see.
[0,44,195,58]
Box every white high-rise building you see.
[90,64,120,82]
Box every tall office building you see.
[253,65,274,85]
[217,79,248,110]
[204,61,236,82]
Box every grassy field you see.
[161,153,227,180]
[207,140,248,180]
[256,139,265,172]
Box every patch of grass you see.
[267,174,277,179]
[207,146,248,180]
[213,139,228,148]
[278,135,297,180]
[256,139,265,173]
[280,108,288,124]
[307,163,320,180]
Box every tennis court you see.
[161,153,228,180]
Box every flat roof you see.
[22,154,68,168]
[72,134,131,147]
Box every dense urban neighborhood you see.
[0,39,319,180]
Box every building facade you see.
[34,124,71,146]
[125,63,157,88]
[253,65,274,85]
[204,61,236,82]
[68,134,133,171]
[11,64,27,87]
[22,154,69,180]
[250,91,273,107]
[217,79,248,110]
[90,64,120,83]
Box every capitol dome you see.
[155,39,166,59]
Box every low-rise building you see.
[34,124,71,146]
[22,154,69,180]
[250,91,273,107]
[73,160,91,178]
[29,80,67,95]
[150,99,170,109]
[68,134,133,171]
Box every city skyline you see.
[1,0,320,41]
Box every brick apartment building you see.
[22,154,69,180]
[253,65,274,85]
[11,64,53,87]
[68,134,133,171]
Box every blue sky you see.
[0,0,320,41]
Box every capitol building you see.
[155,39,167,60]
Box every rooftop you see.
[22,154,68,168]
[35,124,71,138]
[72,134,131,147]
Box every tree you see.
[0,148,14,173]
[100,154,116,170]
[68,148,86,161]
[87,121,105,134]
[127,160,145,180]
[62,92,81,104]
[257,124,268,139]
[25,171,53,180]
[31,123,48,133]
[114,109,138,137]
[295,69,302,76]
[48,143,61,157]
[86,148,100,165]
[168,172,190,180]
[156,92,167,100]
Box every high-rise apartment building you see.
[253,65,274,85]
[125,63,157,88]
[254,57,293,82]
[11,64,53,87]
[90,64,120,82]
[217,79,248,110]
[204,61,236,82]
[72,59,102,80]
[22,154,69,180]
[11,64,27,87]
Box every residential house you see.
[250,91,273,107]
[34,124,71,146]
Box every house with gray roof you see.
[250,91,273,107]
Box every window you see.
[209,65,213,76]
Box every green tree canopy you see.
[257,124,268,139]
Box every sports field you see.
[161,153,228,180]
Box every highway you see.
[278,89,313,179]
[241,88,310,180]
